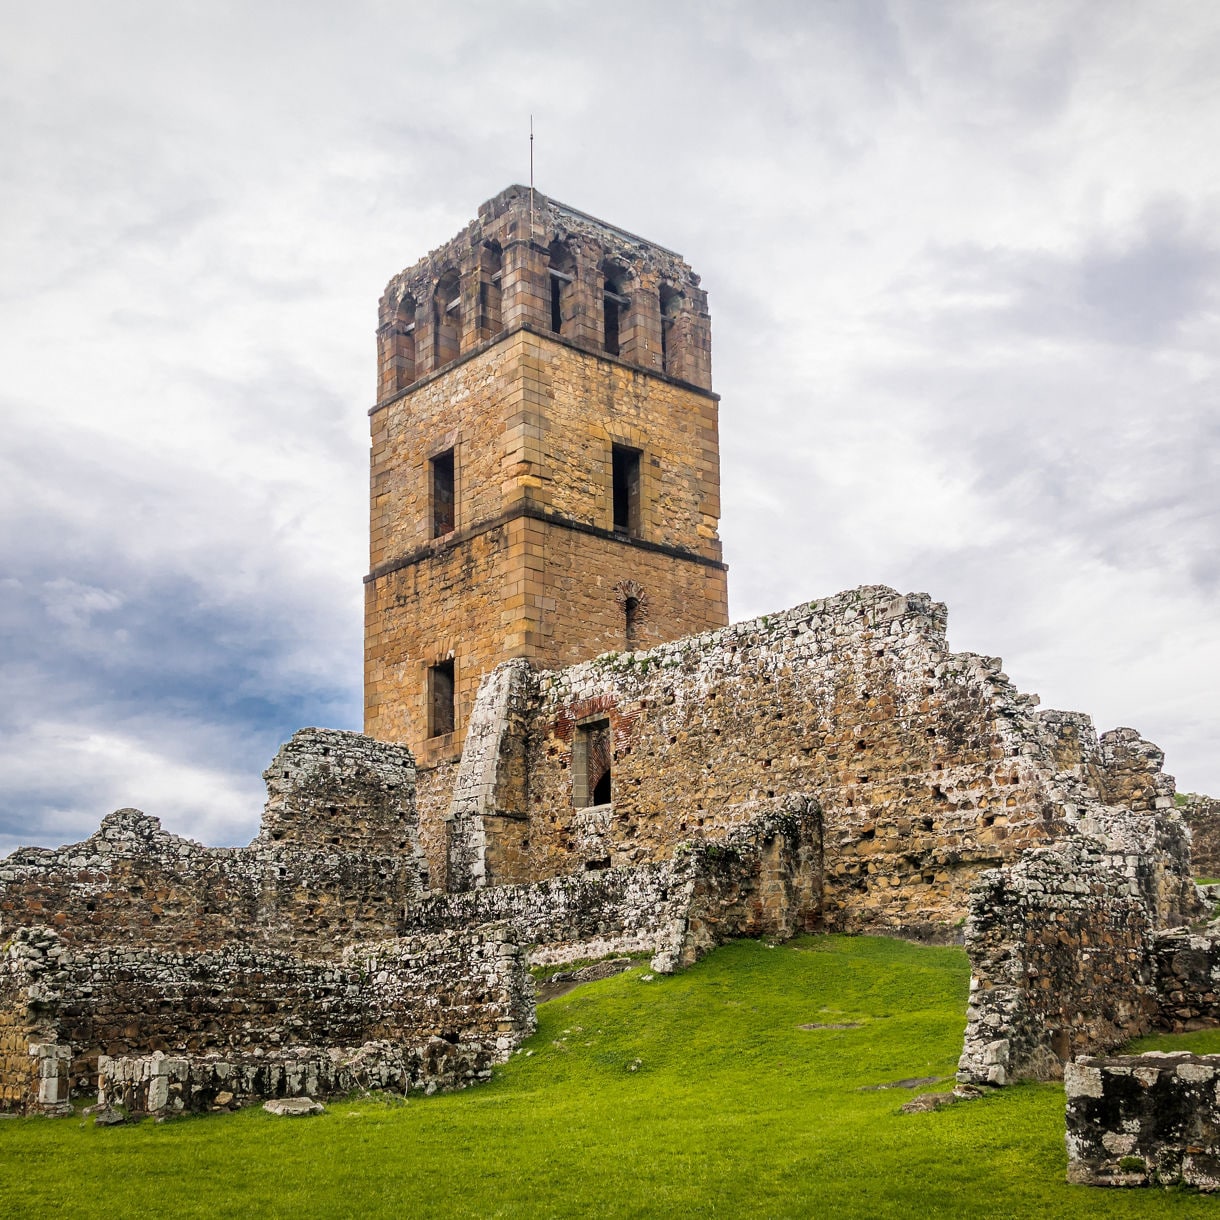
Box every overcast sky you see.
[2,0,1217,854]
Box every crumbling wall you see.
[0,730,425,957]
[410,799,822,972]
[956,838,1157,1086]
[0,928,64,1112]
[957,803,1198,1087]
[1182,794,1220,879]
[2,923,533,1114]
[446,659,536,891]
[1151,930,1220,1030]
[1066,1054,1220,1190]
[1096,728,1178,813]
[451,585,1065,938]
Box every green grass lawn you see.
[1,935,1215,1218]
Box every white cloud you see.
[0,0,1217,852]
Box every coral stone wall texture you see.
[448,585,1070,940]
[4,923,533,1114]
[1066,1054,1220,1190]
[1183,793,1220,878]
[0,730,425,957]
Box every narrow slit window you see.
[548,242,575,335]
[612,445,641,536]
[573,719,612,808]
[601,264,628,356]
[624,595,640,644]
[603,293,620,355]
[431,448,455,537]
[429,659,455,738]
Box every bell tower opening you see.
[364,185,727,778]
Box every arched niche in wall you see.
[389,292,418,392]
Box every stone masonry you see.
[365,186,728,780]
[1066,1054,1220,1189]
[0,729,426,955]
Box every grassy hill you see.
[1,935,1215,1218]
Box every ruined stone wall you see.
[1096,728,1178,812]
[0,928,61,1112]
[956,839,1158,1086]
[1,923,532,1114]
[409,800,822,972]
[1183,794,1220,878]
[1066,1054,1220,1190]
[956,801,1198,1087]
[458,585,1062,939]
[415,759,461,888]
[1151,930,1220,1030]
[0,730,425,957]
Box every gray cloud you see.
[1,0,1218,849]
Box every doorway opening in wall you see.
[431,448,455,537]
[612,445,641,536]
[429,659,455,738]
[573,718,612,808]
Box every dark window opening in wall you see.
[603,294,620,355]
[602,263,628,357]
[431,448,455,537]
[612,445,641,535]
[433,270,461,367]
[548,241,575,335]
[660,284,682,376]
[429,659,455,738]
[624,595,640,643]
[573,719,612,808]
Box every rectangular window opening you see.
[573,719,612,809]
[612,445,641,536]
[603,295,620,355]
[431,448,455,537]
[429,659,455,738]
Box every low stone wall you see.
[405,799,823,972]
[1066,1054,1220,1189]
[99,1038,499,1115]
[1151,930,1220,1030]
[0,731,426,958]
[1183,794,1220,879]
[0,923,533,1113]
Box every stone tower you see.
[364,186,729,768]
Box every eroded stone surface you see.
[1066,1054,1220,1189]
